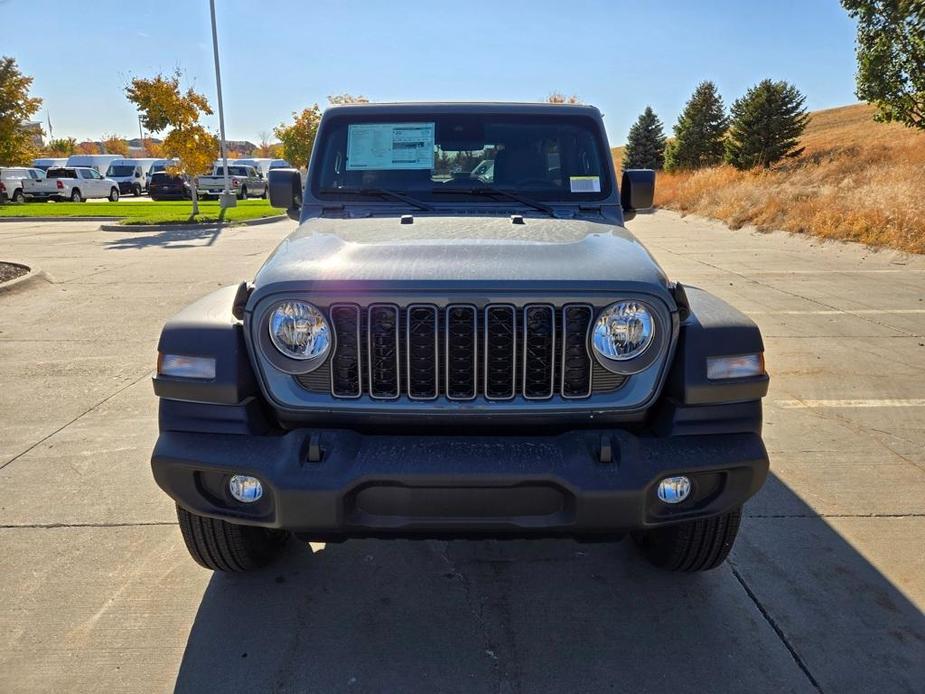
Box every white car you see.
[0,167,46,203]
[22,166,121,203]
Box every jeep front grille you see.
[298,303,625,400]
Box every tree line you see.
[622,79,812,173]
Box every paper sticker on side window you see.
[346,123,435,170]
[569,176,601,193]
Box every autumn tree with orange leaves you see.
[125,70,217,214]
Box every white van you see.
[32,157,68,172]
[105,158,160,196]
[65,154,125,176]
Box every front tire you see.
[108,187,120,202]
[133,184,142,196]
[633,508,742,572]
[176,505,290,572]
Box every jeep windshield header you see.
[311,112,613,204]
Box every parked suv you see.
[152,103,769,574]
[149,171,192,200]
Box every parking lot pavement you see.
[0,212,922,693]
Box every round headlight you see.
[592,301,655,361]
[268,301,331,361]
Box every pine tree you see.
[622,106,667,170]
[725,79,809,169]
[664,81,728,171]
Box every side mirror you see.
[620,169,656,222]
[268,168,303,220]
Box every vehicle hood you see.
[252,215,670,297]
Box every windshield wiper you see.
[434,187,554,217]
[319,187,433,211]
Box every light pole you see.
[209,0,236,208]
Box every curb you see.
[0,216,117,223]
[99,214,288,232]
[0,262,47,295]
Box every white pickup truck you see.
[196,165,268,200]
[23,166,121,203]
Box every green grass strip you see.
[0,199,283,225]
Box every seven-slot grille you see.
[300,303,624,400]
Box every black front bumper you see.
[152,428,768,539]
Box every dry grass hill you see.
[613,103,925,254]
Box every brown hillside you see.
[614,103,925,254]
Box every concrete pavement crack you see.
[0,367,154,471]
[729,561,824,693]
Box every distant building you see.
[127,137,163,157]
[225,140,256,156]
[23,121,45,148]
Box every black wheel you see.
[108,187,120,202]
[70,189,83,203]
[133,184,142,196]
[176,505,290,572]
[12,188,25,203]
[261,185,268,199]
[632,508,742,572]
[238,185,247,200]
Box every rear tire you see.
[108,187,120,202]
[261,185,268,199]
[70,189,82,203]
[176,505,290,572]
[238,185,247,200]
[632,508,742,572]
[12,189,25,203]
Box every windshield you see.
[107,165,136,176]
[312,113,611,203]
[215,166,249,176]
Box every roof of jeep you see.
[323,102,602,117]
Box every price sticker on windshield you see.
[347,123,435,170]
[569,176,601,193]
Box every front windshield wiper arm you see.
[319,187,433,211]
[435,187,554,217]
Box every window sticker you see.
[346,122,436,170]
[569,176,601,193]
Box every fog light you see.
[657,476,691,504]
[229,475,263,503]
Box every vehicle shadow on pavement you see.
[173,474,924,694]
[102,225,225,250]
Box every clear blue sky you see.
[0,0,860,146]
